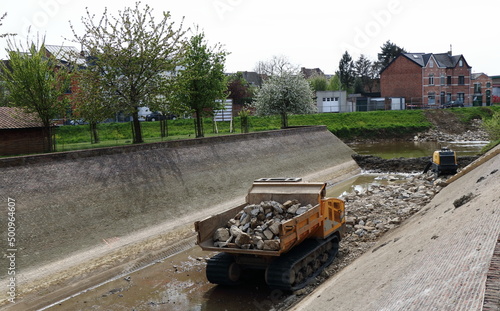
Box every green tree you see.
[0,40,71,152]
[71,2,186,143]
[72,70,115,143]
[337,51,355,92]
[308,74,328,92]
[482,111,500,141]
[0,79,8,106]
[354,54,372,93]
[254,72,316,129]
[174,31,228,138]
[327,73,341,91]
[0,13,14,106]
[378,40,406,70]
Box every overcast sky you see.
[2,0,499,75]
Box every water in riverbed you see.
[348,140,488,159]
[326,173,412,198]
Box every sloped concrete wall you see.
[0,126,358,271]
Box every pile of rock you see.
[413,119,489,142]
[212,200,313,251]
[341,173,442,242]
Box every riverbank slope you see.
[292,146,500,311]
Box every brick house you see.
[0,107,46,156]
[470,73,493,106]
[380,52,473,107]
[300,67,325,79]
[44,45,86,108]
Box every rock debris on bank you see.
[340,173,442,242]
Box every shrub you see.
[482,111,500,141]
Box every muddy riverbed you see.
[40,172,442,311]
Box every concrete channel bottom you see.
[292,151,500,311]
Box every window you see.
[458,76,465,85]
[447,93,452,102]
[459,60,463,67]
[429,60,434,68]
[457,93,465,103]
[474,83,481,94]
[429,74,434,85]
[440,74,445,85]
[447,76,452,85]
[487,82,491,88]
[428,92,436,105]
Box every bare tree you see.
[254,55,298,77]
[0,13,15,38]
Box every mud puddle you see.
[47,247,287,311]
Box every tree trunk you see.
[90,122,100,144]
[42,123,55,153]
[280,112,288,129]
[194,110,204,138]
[241,115,249,133]
[160,119,168,138]
[131,109,144,143]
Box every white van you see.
[137,107,151,121]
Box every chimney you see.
[448,44,452,56]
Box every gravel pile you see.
[341,173,442,242]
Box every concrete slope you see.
[293,147,500,311]
[0,126,359,295]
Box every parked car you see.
[145,112,164,121]
[145,112,177,121]
[65,119,87,125]
[441,101,464,108]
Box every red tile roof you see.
[0,107,43,129]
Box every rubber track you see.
[206,252,241,286]
[265,235,339,291]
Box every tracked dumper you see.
[195,178,345,291]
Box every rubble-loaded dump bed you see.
[195,179,344,257]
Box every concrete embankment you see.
[0,126,359,301]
